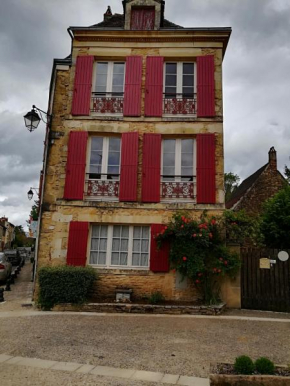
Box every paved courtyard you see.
[0,263,290,385]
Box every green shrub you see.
[148,291,165,305]
[38,266,97,310]
[255,357,275,375]
[234,356,255,375]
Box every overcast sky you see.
[0,0,290,229]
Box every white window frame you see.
[92,61,126,94]
[163,62,197,95]
[86,136,121,181]
[88,225,151,270]
[161,138,197,202]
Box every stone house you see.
[226,147,287,216]
[36,0,231,301]
[0,217,15,250]
[0,222,6,251]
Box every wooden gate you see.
[241,248,290,312]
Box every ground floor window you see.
[90,225,150,268]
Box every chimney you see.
[104,6,112,22]
[268,147,277,170]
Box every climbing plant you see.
[156,213,240,304]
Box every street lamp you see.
[27,188,39,201]
[24,105,51,132]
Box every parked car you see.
[4,250,22,266]
[0,253,12,283]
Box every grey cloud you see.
[0,0,290,228]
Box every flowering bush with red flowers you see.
[156,213,240,304]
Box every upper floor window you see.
[89,137,121,180]
[87,136,121,200]
[92,62,125,114]
[131,7,155,30]
[161,139,196,200]
[163,63,197,116]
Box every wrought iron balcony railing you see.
[91,92,124,114]
[163,93,197,115]
[161,176,195,200]
[86,174,120,198]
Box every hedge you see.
[38,266,97,310]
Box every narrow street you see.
[1,263,290,385]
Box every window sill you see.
[89,265,150,272]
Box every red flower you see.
[164,226,168,230]
[213,268,217,273]
[183,256,187,261]
[193,234,197,238]
[195,280,200,284]
[211,219,216,225]
[224,261,228,265]
[181,225,184,229]
[181,216,185,221]
[209,233,213,239]
[219,258,223,261]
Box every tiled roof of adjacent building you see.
[90,13,184,29]
[226,164,268,209]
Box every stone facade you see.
[227,148,287,217]
[0,217,14,250]
[36,1,231,302]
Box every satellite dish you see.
[278,251,289,262]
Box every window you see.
[131,7,155,30]
[89,137,121,180]
[94,62,125,96]
[164,62,195,97]
[162,139,195,182]
[90,225,150,268]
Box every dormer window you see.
[131,7,155,30]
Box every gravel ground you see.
[224,308,290,319]
[0,313,289,378]
[0,364,156,386]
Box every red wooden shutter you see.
[131,7,155,30]
[119,132,139,202]
[64,131,88,200]
[67,222,89,266]
[150,224,170,273]
[145,57,164,117]
[196,133,216,204]
[123,56,143,117]
[142,133,161,203]
[71,56,94,116]
[197,55,215,118]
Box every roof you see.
[226,164,268,209]
[89,13,183,29]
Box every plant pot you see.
[210,374,290,385]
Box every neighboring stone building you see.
[36,0,231,301]
[226,147,287,216]
[0,222,6,251]
[0,217,15,249]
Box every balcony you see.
[161,177,195,200]
[86,174,120,200]
[91,93,124,115]
[163,93,197,116]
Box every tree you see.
[13,225,33,247]
[225,172,240,202]
[285,166,290,183]
[260,186,290,248]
